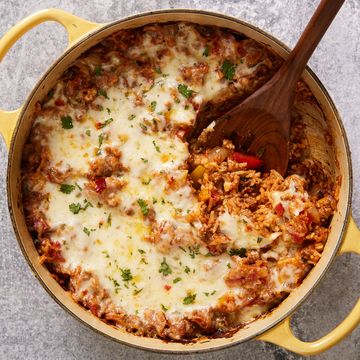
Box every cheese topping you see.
[22,22,334,339]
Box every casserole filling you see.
[22,22,337,340]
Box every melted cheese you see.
[33,23,305,323]
[218,212,281,249]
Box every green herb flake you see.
[141,157,148,163]
[83,227,91,236]
[173,277,182,284]
[221,60,236,81]
[120,268,133,282]
[61,115,73,129]
[98,118,113,129]
[188,245,200,259]
[75,182,82,191]
[107,213,112,226]
[69,203,81,214]
[211,290,216,295]
[228,248,247,257]
[102,250,110,258]
[177,84,193,99]
[159,258,172,276]
[106,107,111,114]
[98,88,109,99]
[202,44,210,57]
[69,199,93,214]
[155,67,162,74]
[183,293,196,305]
[85,129,91,136]
[152,140,160,152]
[204,292,209,297]
[60,184,75,194]
[161,304,168,312]
[97,133,105,155]
[227,262,232,269]
[184,266,191,274]
[138,249,146,254]
[133,288,143,296]
[142,178,151,185]
[94,64,102,76]
[128,114,136,121]
[137,198,149,216]
[139,123,148,131]
[257,237,263,243]
[150,101,157,112]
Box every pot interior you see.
[7,10,352,353]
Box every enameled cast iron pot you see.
[0,8,359,356]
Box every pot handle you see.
[0,8,101,148]
[257,215,360,355]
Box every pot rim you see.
[6,8,353,354]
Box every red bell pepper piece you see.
[94,177,106,192]
[231,152,263,169]
[274,203,285,216]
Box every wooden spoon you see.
[191,0,345,175]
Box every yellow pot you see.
[0,8,359,356]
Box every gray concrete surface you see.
[0,1,359,359]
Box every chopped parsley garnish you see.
[221,60,236,81]
[137,198,149,216]
[133,288,143,296]
[139,123,148,131]
[173,277,182,284]
[152,140,160,152]
[94,64,102,76]
[97,118,113,129]
[61,115,73,129]
[257,237,263,243]
[69,203,81,214]
[83,227,91,236]
[152,197,158,204]
[184,266,191,274]
[75,182,82,191]
[97,133,105,155]
[177,84,193,99]
[159,258,172,276]
[128,114,136,121]
[85,129,91,136]
[98,88,109,99]
[154,67,162,74]
[102,250,110,258]
[161,304,168,312]
[142,178,151,185]
[202,44,210,57]
[97,105,104,111]
[106,107,111,114]
[107,213,112,226]
[60,184,75,194]
[183,293,196,305]
[188,245,200,259]
[141,157,148,163]
[227,262,232,269]
[228,247,247,257]
[69,199,93,214]
[150,101,157,112]
[120,268,133,282]
[138,249,146,254]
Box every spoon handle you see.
[279,0,345,93]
